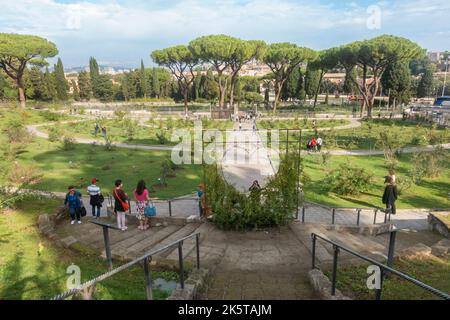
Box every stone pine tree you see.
[337,35,423,117]
[309,48,339,109]
[189,35,238,109]
[77,70,92,101]
[263,43,317,113]
[151,45,198,116]
[54,58,68,101]
[0,33,58,107]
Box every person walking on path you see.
[310,137,317,152]
[113,179,129,231]
[101,126,107,138]
[197,183,206,217]
[382,176,398,215]
[133,180,150,230]
[317,136,323,152]
[87,178,102,219]
[64,186,82,225]
[94,123,100,137]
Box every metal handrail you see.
[299,202,388,226]
[52,232,201,300]
[311,232,450,300]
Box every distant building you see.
[427,51,442,62]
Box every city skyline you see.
[1,0,449,68]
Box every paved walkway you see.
[300,202,431,230]
[220,122,276,192]
[27,120,450,156]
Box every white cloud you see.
[0,0,448,66]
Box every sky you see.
[0,0,449,68]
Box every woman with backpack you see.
[113,179,129,231]
[133,180,151,230]
[64,186,82,225]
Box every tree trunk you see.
[273,83,282,114]
[183,90,189,117]
[17,80,26,108]
[313,71,324,110]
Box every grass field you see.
[260,118,450,150]
[40,118,233,146]
[0,198,179,299]
[329,254,450,300]
[10,138,203,199]
[302,152,450,209]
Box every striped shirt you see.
[87,184,101,196]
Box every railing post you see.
[387,230,397,268]
[375,268,384,300]
[102,226,113,271]
[311,234,316,269]
[128,200,132,215]
[356,209,361,226]
[196,233,200,269]
[178,241,185,289]
[331,245,339,296]
[384,211,388,224]
[168,200,172,217]
[302,206,306,223]
[143,257,153,300]
[332,208,336,225]
[373,209,378,225]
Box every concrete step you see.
[289,223,333,264]
[152,223,202,259]
[165,223,214,261]
[108,225,182,260]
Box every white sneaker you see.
[71,221,75,225]
[78,221,82,224]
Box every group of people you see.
[64,178,154,231]
[94,123,107,137]
[306,137,323,152]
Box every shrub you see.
[3,120,32,144]
[62,137,76,151]
[323,163,373,196]
[41,110,63,122]
[48,125,62,142]
[104,135,116,151]
[396,176,412,195]
[156,130,168,145]
[206,154,300,230]
[7,163,43,187]
[122,118,138,141]
[409,147,447,183]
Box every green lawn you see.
[0,198,178,299]
[261,118,449,151]
[329,255,450,300]
[40,118,233,146]
[10,138,202,199]
[302,152,450,209]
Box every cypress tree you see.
[71,79,80,101]
[152,68,160,98]
[54,58,68,100]
[78,70,92,101]
[139,59,148,99]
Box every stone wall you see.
[428,212,450,238]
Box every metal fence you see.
[311,232,450,300]
[297,202,391,226]
[52,232,201,300]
